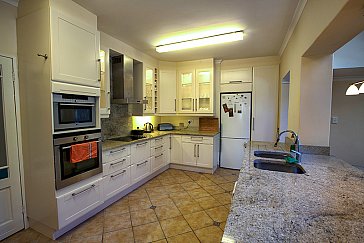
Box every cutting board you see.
[199,117,219,132]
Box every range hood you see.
[111,54,147,105]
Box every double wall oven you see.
[53,92,102,190]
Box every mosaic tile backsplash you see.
[101,104,132,140]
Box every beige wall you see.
[330,80,364,170]
[280,0,348,145]
[0,1,17,56]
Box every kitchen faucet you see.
[274,130,302,163]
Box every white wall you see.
[330,80,364,170]
[0,1,17,56]
[333,31,364,69]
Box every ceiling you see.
[73,0,300,62]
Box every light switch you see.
[331,116,339,124]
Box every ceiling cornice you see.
[2,0,18,7]
[278,0,307,56]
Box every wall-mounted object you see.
[345,80,364,95]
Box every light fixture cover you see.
[345,84,359,95]
[359,83,364,94]
[156,31,244,53]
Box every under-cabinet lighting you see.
[345,80,364,96]
[156,30,244,53]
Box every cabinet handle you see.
[111,170,126,178]
[155,137,163,141]
[97,59,101,81]
[110,147,125,154]
[244,142,247,148]
[194,144,196,157]
[144,96,147,111]
[71,184,95,197]
[155,153,163,158]
[136,141,148,146]
[229,80,243,83]
[174,99,176,112]
[155,145,163,150]
[195,98,197,111]
[252,117,255,131]
[137,160,148,166]
[110,158,126,166]
[197,144,200,157]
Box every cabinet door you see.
[195,69,213,113]
[144,67,154,114]
[51,10,100,87]
[151,153,167,173]
[159,70,177,113]
[170,135,182,164]
[252,65,279,142]
[196,144,213,168]
[181,142,197,166]
[221,67,252,84]
[100,48,110,118]
[178,70,195,113]
[103,167,131,200]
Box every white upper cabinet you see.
[51,9,100,87]
[99,48,111,117]
[221,67,252,84]
[178,69,196,113]
[159,69,177,114]
[195,68,213,113]
[252,65,279,142]
[144,67,155,114]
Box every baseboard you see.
[169,163,215,174]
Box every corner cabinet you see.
[177,68,213,114]
[50,8,100,87]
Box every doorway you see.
[0,55,25,240]
[279,71,290,142]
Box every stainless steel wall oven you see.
[53,129,102,190]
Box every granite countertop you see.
[223,142,364,243]
[102,129,220,151]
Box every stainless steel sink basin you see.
[253,159,306,174]
[254,150,293,160]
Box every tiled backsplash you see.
[101,104,132,139]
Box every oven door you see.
[54,131,102,190]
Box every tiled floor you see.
[4,168,239,243]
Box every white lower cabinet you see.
[103,155,130,176]
[57,178,103,229]
[103,167,131,200]
[196,143,213,168]
[181,142,197,166]
[131,141,151,163]
[181,135,217,168]
[131,158,151,184]
[151,152,167,173]
[170,135,182,164]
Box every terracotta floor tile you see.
[153,239,167,243]
[167,231,200,243]
[176,201,204,215]
[224,203,232,210]
[169,191,192,201]
[130,208,158,226]
[183,211,213,230]
[69,215,104,239]
[222,174,239,182]
[195,196,221,210]
[148,192,170,200]
[173,197,196,207]
[203,185,226,195]
[69,235,102,243]
[143,179,163,188]
[219,182,235,192]
[155,204,181,220]
[147,186,168,195]
[205,206,229,222]
[160,215,192,237]
[187,188,210,199]
[129,198,152,212]
[196,179,216,187]
[175,176,194,183]
[212,192,232,205]
[194,225,223,243]
[160,178,176,186]
[150,197,175,207]
[187,173,208,181]
[105,199,129,216]
[37,232,71,243]
[180,181,201,190]
[163,184,185,193]
[103,228,134,243]
[219,221,227,231]
[2,228,41,243]
[210,176,229,185]
[104,212,132,232]
[133,222,165,243]
[128,188,149,200]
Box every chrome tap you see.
[274,130,301,163]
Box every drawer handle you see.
[137,160,148,166]
[110,147,126,154]
[229,80,243,83]
[155,153,163,158]
[110,158,126,166]
[155,145,163,150]
[136,142,148,146]
[111,170,127,178]
[155,137,163,141]
[71,184,95,197]
[191,137,203,141]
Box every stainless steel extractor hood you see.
[111,54,147,105]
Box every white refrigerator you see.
[220,92,251,169]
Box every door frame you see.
[0,53,28,229]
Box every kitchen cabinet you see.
[131,158,151,184]
[221,67,252,84]
[181,142,197,166]
[100,48,111,118]
[151,153,168,173]
[51,5,100,87]
[170,135,182,164]
[195,143,213,168]
[177,68,213,114]
[103,167,131,201]
[181,136,215,168]
[144,67,155,114]
[252,65,279,142]
[159,70,177,114]
[150,136,169,173]
[131,140,151,164]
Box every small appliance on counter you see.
[143,122,154,133]
[157,123,174,131]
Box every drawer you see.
[150,135,168,148]
[181,136,213,144]
[57,178,102,229]
[131,140,150,164]
[103,166,131,200]
[103,145,131,164]
[103,155,131,176]
[131,158,151,184]
[151,152,167,173]
[150,144,167,156]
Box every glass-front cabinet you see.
[177,68,213,114]
[99,49,111,118]
[144,67,154,114]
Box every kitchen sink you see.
[253,159,306,174]
[254,150,293,160]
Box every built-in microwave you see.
[53,93,96,131]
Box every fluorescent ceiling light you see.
[156,31,244,53]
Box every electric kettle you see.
[144,122,154,133]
